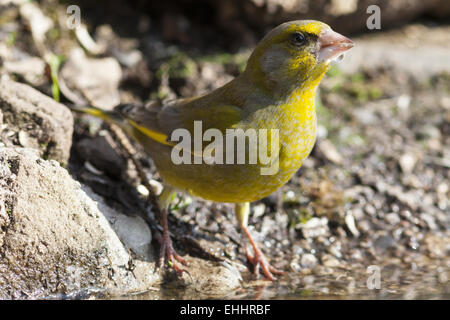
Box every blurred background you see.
[0,0,448,299]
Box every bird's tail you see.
[69,105,151,144]
[69,103,174,147]
[68,104,123,123]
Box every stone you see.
[297,217,329,239]
[0,78,73,164]
[0,147,241,298]
[321,254,341,268]
[3,57,47,86]
[300,253,318,269]
[60,48,122,110]
[385,212,401,225]
[420,213,437,231]
[399,153,417,174]
[318,139,343,165]
[75,131,125,178]
[0,147,158,299]
[84,186,153,260]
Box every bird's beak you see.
[318,29,354,63]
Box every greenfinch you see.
[74,20,353,280]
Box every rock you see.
[353,107,378,125]
[436,183,448,195]
[75,131,126,178]
[252,203,266,219]
[0,147,158,299]
[297,217,329,239]
[19,2,53,46]
[300,253,318,269]
[84,186,153,260]
[345,213,360,237]
[385,212,401,225]
[397,94,411,111]
[399,153,417,174]
[318,139,343,165]
[3,57,47,86]
[385,185,419,211]
[0,147,241,298]
[172,258,241,298]
[420,213,437,230]
[316,124,328,139]
[374,234,396,252]
[424,233,449,258]
[321,254,341,268]
[0,78,73,164]
[60,48,122,109]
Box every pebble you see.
[252,203,266,219]
[397,94,411,110]
[399,153,417,174]
[358,220,371,233]
[298,217,329,238]
[321,254,341,268]
[374,234,396,251]
[137,184,149,197]
[300,253,318,269]
[316,125,328,139]
[420,213,437,230]
[345,213,360,237]
[437,183,448,195]
[318,139,343,164]
[364,204,377,216]
[353,107,378,125]
[385,212,401,225]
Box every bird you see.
[72,20,353,281]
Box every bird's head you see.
[244,20,354,97]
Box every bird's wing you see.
[115,97,244,146]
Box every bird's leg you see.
[235,202,285,281]
[157,188,187,275]
[107,123,186,273]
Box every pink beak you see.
[318,28,354,62]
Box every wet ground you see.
[0,1,448,299]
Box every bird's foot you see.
[156,208,188,275]
[245,246,285,281]
[157,232,187,275]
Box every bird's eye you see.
[290,32,306,46]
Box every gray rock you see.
[424,233,449,258]
[321,254,341,268]
[297,217,329,239]
[385,212,401,225]
[0,147,159,299]
[60,48,121,110]
[399,153,417,174]
[76,131,125,178]
[0,147,241,298]
[85,186,153,260]
[420,213,438,230]
[300,253,318,269]
[317,139,343,165]
[0,79,73,164]
[345,212,360,237]
[3,57,47,86]
[374,234,396,252]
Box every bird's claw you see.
[245,247,285,281]
[155,228,188,275]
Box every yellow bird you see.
[74,20,353,280]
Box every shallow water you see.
[124,263,449,300]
